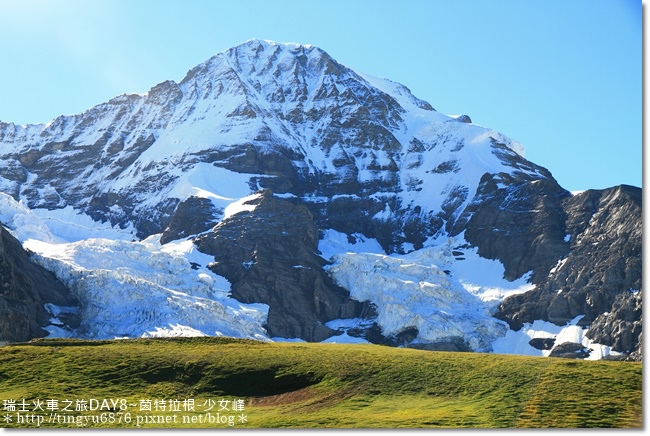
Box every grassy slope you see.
[0,337,642,428]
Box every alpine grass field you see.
[0,337,642,428]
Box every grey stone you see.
[194,190,364,341]
[0,224,79,342]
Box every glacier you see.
[27,234,270,341]
[2,192,269,340]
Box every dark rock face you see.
[451,142,572,283]
[0,224,79,342]
[194,190,364,341]
[160,196,222,244]
[529,337,556,350]
[548,342,591,359]
[495,185,642,357]
[586,291,642,359]
[408,337,472,352]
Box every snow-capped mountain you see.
[0,40,641,360]
[0,40,527,246]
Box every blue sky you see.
[0,0,642,191]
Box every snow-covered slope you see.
[0,39,531,246]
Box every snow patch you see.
[549,257,569,276]
[321,333,370,344]
[318,229,385,261]
[223,192,264,220]
[142,324,208,338]
[418,236,535,309]
[491,316,621,360]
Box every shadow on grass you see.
[135,364,321,397]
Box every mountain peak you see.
[0,38,530,243]
[234,38,317,51]
[0,40,640,359]
[183,39,328,78]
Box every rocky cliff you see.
[0,224,79,341]
[194,190,363,341]
[495,185,642,358]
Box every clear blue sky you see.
[0,0,642,191]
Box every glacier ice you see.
[24,235,270,341]
[325,245,510,352]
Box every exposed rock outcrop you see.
[586,291,642,359]
[548,342,591,359]
[495,185,642,357]
[194,190,364,341]
[160,196,222,244]
[0,224,79,341]
[453,114,472,123]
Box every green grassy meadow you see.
[0,337,642,428]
